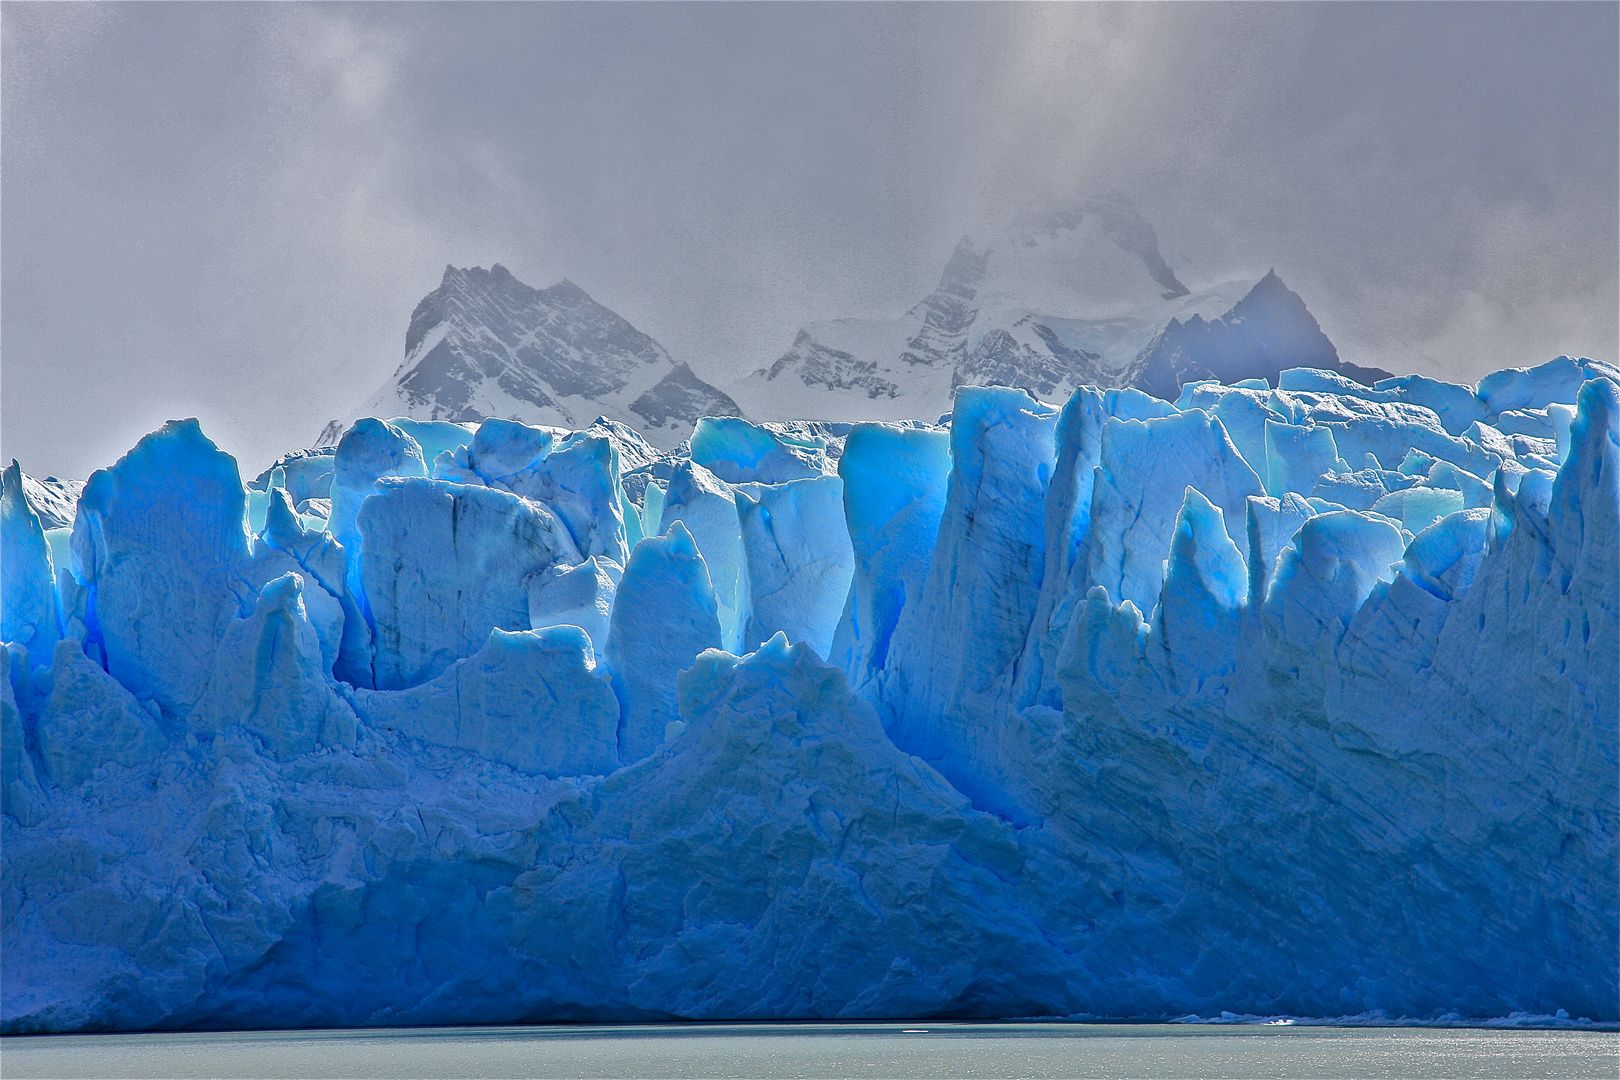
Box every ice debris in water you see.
[1,356,1616,1032]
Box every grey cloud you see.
[1014,195,1190,299]
[2,2,1614,479]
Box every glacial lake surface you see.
[4,1022,1617,1079]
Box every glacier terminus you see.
[2,349,1616,1031]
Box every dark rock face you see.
[763,332,901,399]
[398,265,669,417]
[1071,192,1190,299]
[327,265,741,447]
[1128,271,1393,400]
[630,363,743,431]
[900,239,991,370]
[956,322,1107,401]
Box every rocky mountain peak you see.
[325,265,738,449]
[1127,271,1389,400]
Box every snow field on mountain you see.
[328,266,741,449]
[1,356,1616,1031]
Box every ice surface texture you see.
[2,357,1615,1031]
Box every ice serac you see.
[881,387,1058,821]
[15,473,85,531]
[385,419,480,466]
[1013,386,1179,709]
[1397,507,1491,602]
[1244,493,1317,604]
[323,418,430,686]
[1308,466,1423,512]
[1086,408,1263,617]
[1364,373,1489,436]
[260,489,350,675]
[1261,510,1408,703]
[447,416,629,567]
[603,522,722,764]
[1038,394,1613,1025]
[659,461,749,653]
[248,448,336,507]
[68,419,252,717]
[2,462,61,662]
[526,556,619,661]
[348,626,619,778]
[1,655,46,826]
[1368,485,1465,535]
[189,573,357,761]
[464,417,553,484]
[328,418,428,553]
[735,475,854,659]
[36,640,165,788]
[1263,418,1339,498]
[1153,488,1247,692]
[1204,386,1282,480]
[1475,355,1619,415]
[501,430,628,566]
[827,423,951,690]
[689,416,827,485]
[358,477,581,691]
[1387,375,1619,758]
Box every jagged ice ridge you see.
[2,354,1616,1031]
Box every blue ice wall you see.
[2,363,1615,1031]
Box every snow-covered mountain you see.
[732,204,1382,421]
[325,209,1381,451]
[321,265,741,449]
[1128,270,1392,400]
[731,235,1240,421]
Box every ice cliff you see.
[3,355,1616,1031]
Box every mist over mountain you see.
[4,3,1613,484]
[730,203,1359,427]
[1012,194,1190,300]
[325,200,1389,453]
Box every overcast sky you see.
[4,2,1616,479]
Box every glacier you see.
[2,355,1616,1032]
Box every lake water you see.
[3,1022,1616,1079]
